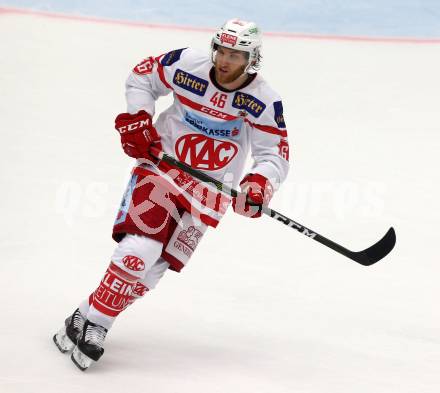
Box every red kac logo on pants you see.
[122,255,145,271]
[175,134,238,170]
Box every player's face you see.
[214,46,248,84]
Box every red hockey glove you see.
[114,110,161,161]
[232,173,274,218]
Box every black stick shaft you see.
[152,149,395,266]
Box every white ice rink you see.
[1,10,440,393]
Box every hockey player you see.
[53,19,290,371]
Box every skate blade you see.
[53,326,75,354]
[71,346,94,371]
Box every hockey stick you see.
[151,148,396,266]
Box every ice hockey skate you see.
[71,320,108,371]
[53,308,86,354]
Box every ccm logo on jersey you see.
[232,92,266,117]
[122,255,145,272]
[220,33,237,46]
[116,119,150,134]
[201,106,231,120]
[173,69,208,96]
[175,134,238,170]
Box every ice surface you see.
[0,10,439,393]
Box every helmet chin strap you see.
[243,59,254,74]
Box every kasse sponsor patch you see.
[173,69,208,96]
[184,111,242,138]
[232,92,266,118]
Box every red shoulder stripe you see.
[250,122,288,138]
[154,55,173,89]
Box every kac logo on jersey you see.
[232,92,266,118]
[175,134,238,171]
[161,48,186,66]
[184,111,241,138]
[173,69,208,96]
[273,101,286,128]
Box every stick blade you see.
[347,227,396,266]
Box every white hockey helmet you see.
[211,19,262,73]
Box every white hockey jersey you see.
[125,47,290,227]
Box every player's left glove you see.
[232,173,274,218]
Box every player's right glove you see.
[114,110,162,161]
